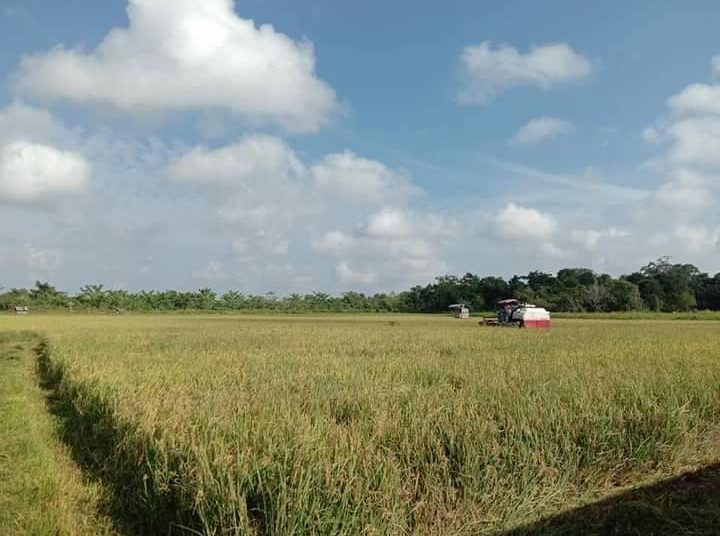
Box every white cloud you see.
[571,228,629,250]
[512,117,575,145]
[643,62,720,218]
[365,207,417,239]
[0,102,90,205]
[336,261,376,285]
[313,207,451,288]
[495,203,556,240]
[0,141,91,204]
[667,116,720,167]
[311,150,421,204]
[14,0,337,132]
[161,136,449,288]
[458,41,592,105]
[166,135,304,187]
[364,208,451,240]
[0,101,65,146]
[653,168,715,210]
[668,84,720,116]
[674,225,720,253]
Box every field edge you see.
[0,331,116,535]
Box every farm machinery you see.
[480,299,551,328]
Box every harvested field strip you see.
[0,332,115,536]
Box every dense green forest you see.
[3,258,720,313]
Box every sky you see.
[1,0,719,294]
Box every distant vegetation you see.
[3,257,720,313]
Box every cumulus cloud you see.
[0,141,91,204]
[14,0,337,132]
[666,116,720,167]
[313,207,451,287]
[0,103,95,208]
[668,84,720,116]
[161,136,450,288]
[644,65,720,217]
[495,203,556,240]
[365,207,417,239]
[336,261,376,285]
[511,117,575,145]
[166,140,419,210]
[0,101,66,146]
[311,151,421,204]
[652,168,716,211]
[166,135,304,187]
[458,41,592,105]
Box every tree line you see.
[2,258,720,313]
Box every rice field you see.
[2,314,720,535]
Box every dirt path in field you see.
[0,332,117,535]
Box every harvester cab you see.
[480,299,551,328]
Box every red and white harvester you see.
[480,299,551,328]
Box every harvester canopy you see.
[479,298,551,328]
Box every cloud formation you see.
[642,61,720,262]
[313,207,452,289]
[311,151,421,204]
[0,101,66,145]
[166,135,303,187]
[511,117,576,145]
[14,0,337,132]
[458,41,592,105]
[668,84,720,116]
[0,103,91,205]
[0,141,91,204]
[495,203,556,240]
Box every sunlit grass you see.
[0,331,115,535]
[2,314,720,534]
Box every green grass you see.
[0,331,115,535]
[2,314,720,534]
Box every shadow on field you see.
[497,463,720,536]
[34,338,204,536]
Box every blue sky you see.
[1,0,719,293]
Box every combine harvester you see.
[480,299,551,329]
